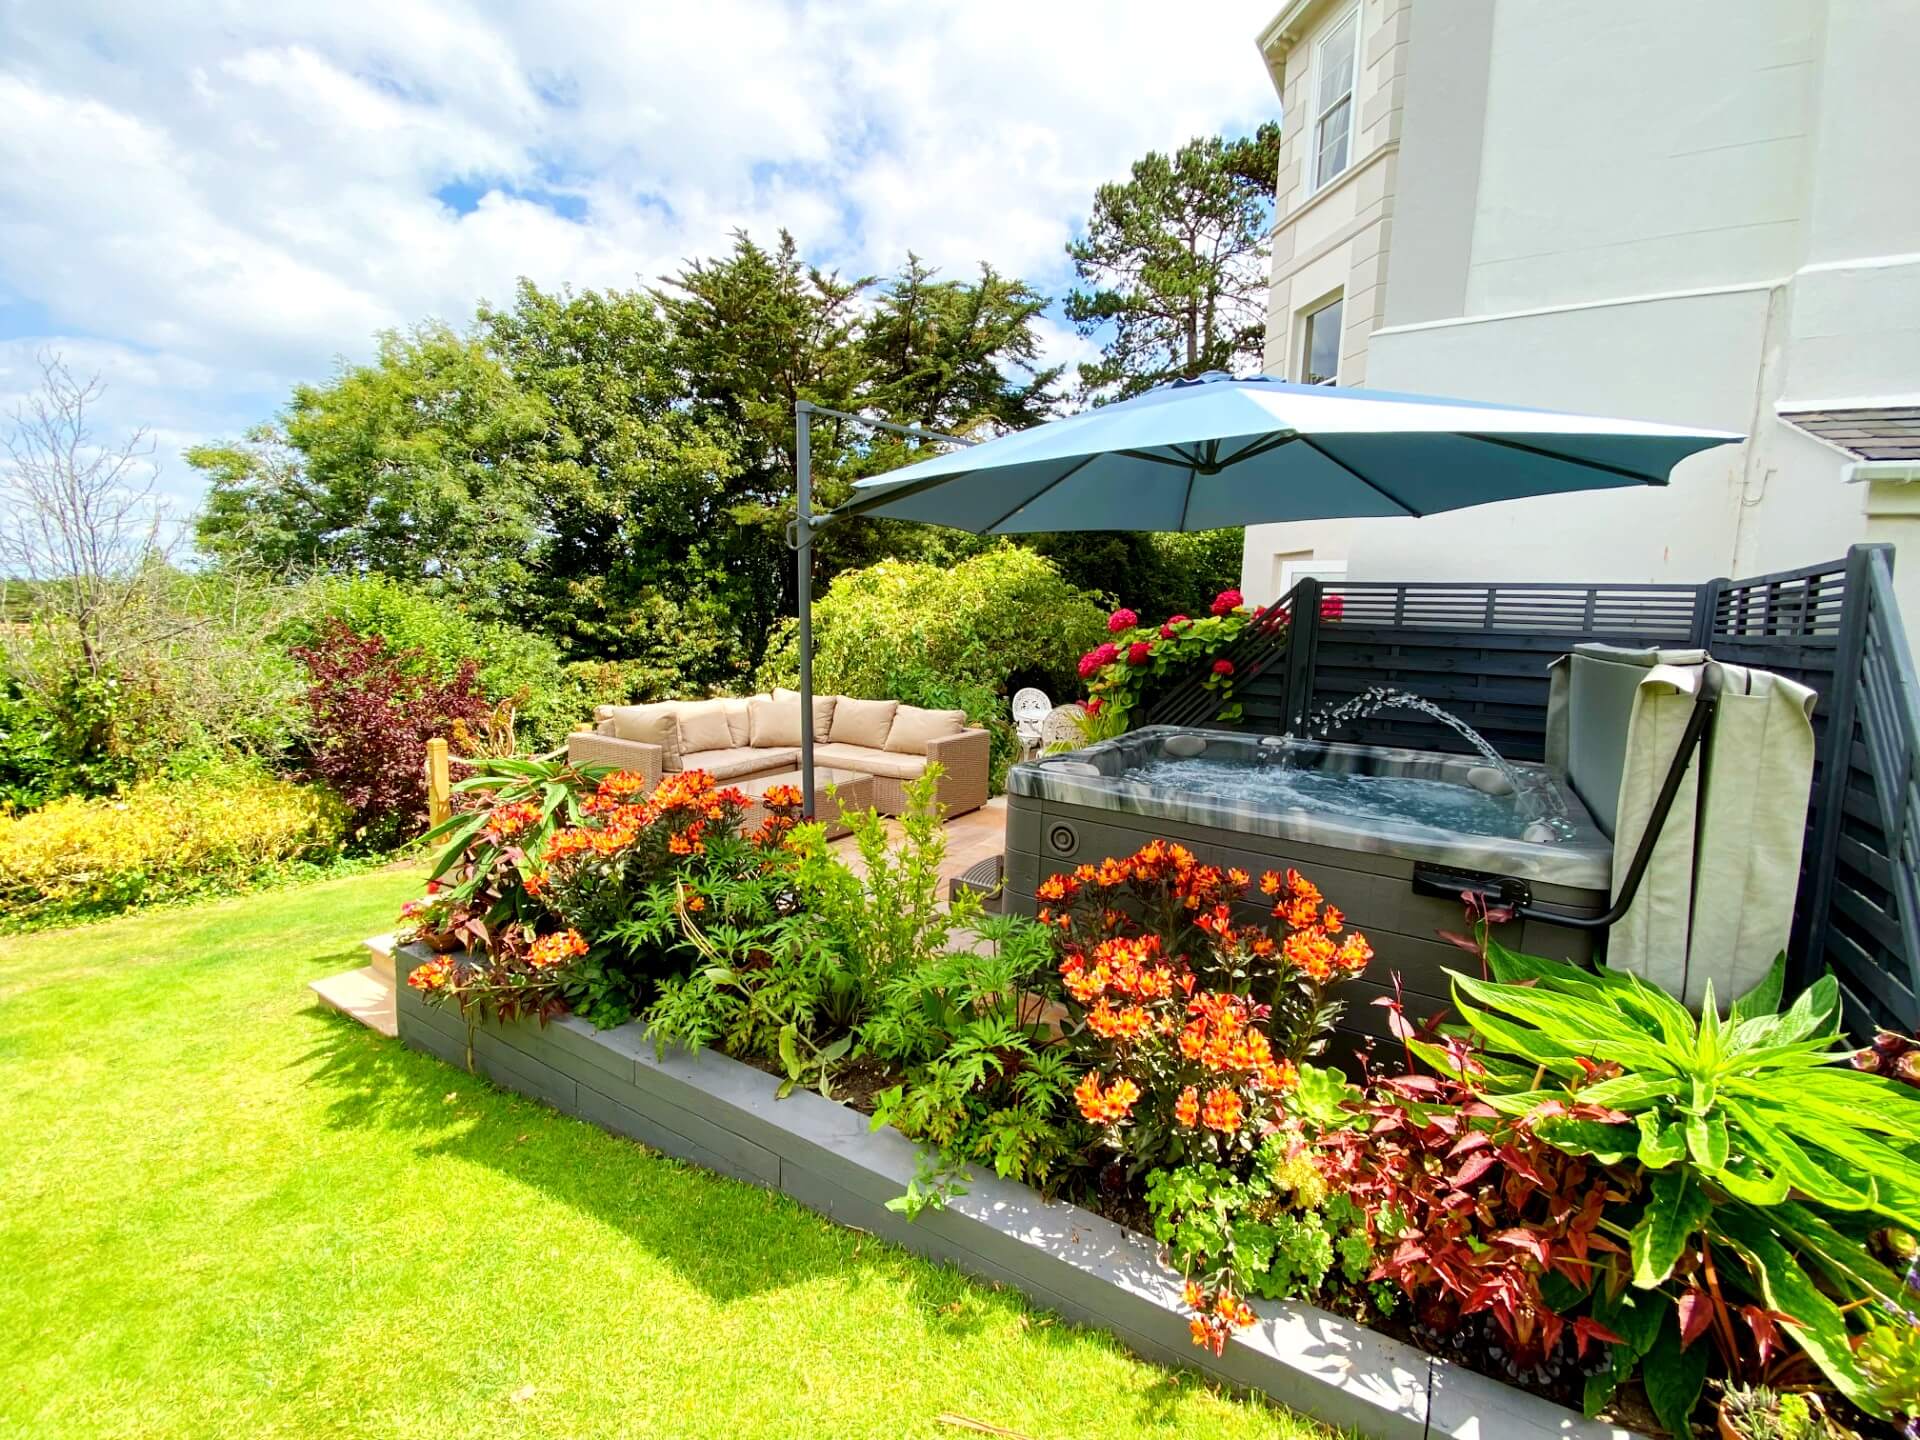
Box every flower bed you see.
[392,942,1641,1440]
[393,758,1920,1440]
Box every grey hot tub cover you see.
[1547,644,1817,1009]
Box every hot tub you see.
[1003,726,1614,1052]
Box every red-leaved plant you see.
[292,620,490,847]
[1316,1000,1638,1382]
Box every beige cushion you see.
[773,686,837,742]
[680,746,799,781]
[747,696,804,748]
[884,704,969,755]
[721,696,758,748]
[813,742,930,780]
[605,704,684,770]
[828,697,898,749]
[675,699,735,754]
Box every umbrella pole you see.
[795,402,817,818]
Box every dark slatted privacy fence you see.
[1143,546,1919,1034]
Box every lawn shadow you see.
[295,1006,897,1310]
[295,1008,1343,1435]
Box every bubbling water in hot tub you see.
[1120,752,1540,840]
[1117,689,1573,845]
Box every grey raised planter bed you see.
[393,942,1644,1440]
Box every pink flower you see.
[1167,614,1189,628]
[1077,641,1120,679]
[1213,659,1235,676]
[1159,624,1174,639]
[1210,588,1243,617]
[1107,607,1139,634]
[1127,641,1153,666]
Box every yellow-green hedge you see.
[0,775,347,926]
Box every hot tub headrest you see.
[1561,645,1708,841]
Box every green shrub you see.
[0,768,347,927]
[758,546,1107,786]
[1024,529,1243,618]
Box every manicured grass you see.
[0,869,1326,1440]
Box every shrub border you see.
[393,942,1645,1440]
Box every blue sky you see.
[0,1,1277,515]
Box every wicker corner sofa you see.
[565,688,992,818]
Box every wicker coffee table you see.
[739,766,874,839]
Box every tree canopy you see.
[190,237,1064,674]
[191,127,1273,682]
[1065,122,1282,400]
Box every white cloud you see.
[0,1,1277,513]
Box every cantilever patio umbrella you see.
[789,371,1741,811]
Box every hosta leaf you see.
[1685,1111,1729,1172]
[1534,1117,1637,1164]
[1574,1072,1679,1110]
[1635,1111,1687,1169]
[1640,1307,1708,1440]
[1582,1367,1612,1428]
[1712,1206,1872,1404]
[1721,1097,1871,1209]
[1729,952,1786,1025]
[1630,1170,1709,1286]
[1450,972,1680,1073]
[1765,1200,1909,1308]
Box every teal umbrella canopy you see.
[833,372,1741,533]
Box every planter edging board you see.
[392,942,1645,1440]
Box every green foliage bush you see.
[0,767,347,927]
[1026,529,1243,619]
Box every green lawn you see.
[0,869,1326,1440]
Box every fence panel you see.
[1797,548,1919,1034]
[1295,582,1700,759]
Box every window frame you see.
[1308,3,1363,194]
[1299,292,1345,386]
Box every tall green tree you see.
[193,239,1061,679]
[1065,122,1282,400]
[475,280,742,664]
[191,323,546,615]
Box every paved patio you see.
[828,794,1007,892]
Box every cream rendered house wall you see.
[1238,0,1410,605]
[1240,0,1920,597]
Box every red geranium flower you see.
[1212,659,1235,677]
[1127,641,1153,666]
[1107,607,1138,633]
[1085,696,1103,716]
[1077,641,1120,679]
[1210,588,1243,616]
[1167,614,1189,627]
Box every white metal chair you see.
[1039,703,1089,753]
[1011,687,1052,757]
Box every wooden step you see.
[309,965,397,1038]
[362,933,396,981]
